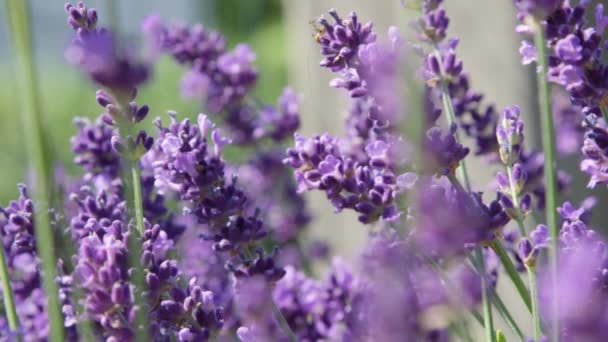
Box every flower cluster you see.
[0,185,51,340]
[6,0,608,341]
[284,133,414,223]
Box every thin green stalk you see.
[532,21,559,342]
[0,245,19,335]
[506,165,526,236]
[5,1,65,340]
[475,247,494,342]
[130,165,146,236]
[433,46,494,340]
[111,105,148,341]
[467,254,525,341]
[526,265,542,341]
[272,301,297,342]
[601,105,608,124]
[241,248,296,341]
[426,256,484,329]
[432,46,472,190]
[490,240,532,312]
[129,163,148,342]
[489,287,525,341]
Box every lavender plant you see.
[3,0,608,341]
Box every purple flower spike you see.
[66,29,149,91]
[581,119,608,188]
[316,9,376,72]
[497,106,525,166]
[414,181,509,257]
[422,124,470,176]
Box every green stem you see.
[533,22,559,342]
[432,46,472,189]
[527,265,542,341]
[506,165,526,236]
[5,1,65,340]
[475,247,494,342]
[434,42,502,341]
[426,256,485,329]
[129,163,148,342]
[601,105,608,124]
[131,164,146,236]
[272,300,297,342]
[467,255,525,341]
[0,245,19,335]
[111,92,148,341]
[489,287,525,341]
[490,240,532,312]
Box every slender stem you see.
[533,21,559,342]
[506,165,526,236]
[432,45,472,189]
[601,105,608,124]
[110,91,148,341]
[131,165,146,236]
[272,300,297,342]
[467,254,525,341]
[490,240,532,312]
[441,84,472,189]
[0,245,19,335]
[426,256,485,329]
[433,43,498,341]
[527,265,542,341]
[474,247,494,342]
[5,1,65,340]
[489,287,525,341]
[129,163,148,342]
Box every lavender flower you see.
[516,1,608,114]
[422,124,470,176]
[71,117,121,188]
[418,4,499,156]
[581,117,608,188]
[0,185,77,340]
[65,2,149,91]
[284,133,413,223]
[315,9,376,72]
[497,106,525,166]
[414,180,509,257]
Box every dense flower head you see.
[315,9,376,72]
[418,4,500,157]
[418,0,449,43]
[146,17,257,112]
[0,186,45,338]
[413,180,509,257]
[284,133,414,223]
[497,106,525,166]
[581,117,608,188]
[71,117,121,187]
[156,20,226,72]
[422,124,470,176]
[14,1,608,340]
[516,1,608,114]
[64,4,150,91]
